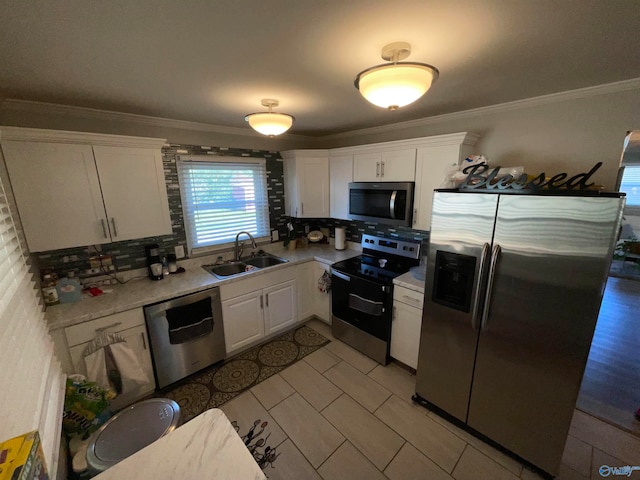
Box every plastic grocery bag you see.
[62,375,114,439]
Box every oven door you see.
[331,269,392,341]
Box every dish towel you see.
[83,331,150,395]
[317,271,332,293]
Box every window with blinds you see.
[178,157,270,254]
[620,166,640,208]
[0,160,64,474]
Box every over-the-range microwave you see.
[348,181,414,227]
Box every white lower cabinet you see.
[220,268,298,356]
[296,262,315,321]
[263,280,297,335]
[296,261,332,323]
[391,285,424,369]
[314,261,332,323]
[221,290,265,354]
[64,308,155,411]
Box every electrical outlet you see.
[174,245,185,259]
[271,230,279,242]
[304,225,310,234]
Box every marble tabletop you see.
[45,242,360,331]
[94,408,266,480]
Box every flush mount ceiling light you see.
[354,42,439,111]
[245,99,294,136]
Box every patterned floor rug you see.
[158,324,330,423]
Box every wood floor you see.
[577,276,640,436]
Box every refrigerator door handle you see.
[480,244,502,330]
[471,242,491,330]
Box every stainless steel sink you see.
[202,254,288,279]
[206,261,247,277]
[243,254,288,269]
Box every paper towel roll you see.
[335,227,346,250]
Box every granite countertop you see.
[393,270,426,293]
[94,408,266,480]
[45,243,360,331]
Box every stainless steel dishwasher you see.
[144,287,226,389]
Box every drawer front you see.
[219,266,295,301]
[393,285,424,310]
[65,308,145,347]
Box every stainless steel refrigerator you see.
[414,190,624,476]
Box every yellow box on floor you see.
[0,430,48,480]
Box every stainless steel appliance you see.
[144,287,226,388]
[413,190,625,476]
[349,182,414,226]
[332,234,420,364]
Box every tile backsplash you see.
[35,144,429,278]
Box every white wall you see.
[318,82,640,191]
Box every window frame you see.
[619,164,640,214]
[177,155,271,256]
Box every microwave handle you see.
[389,190,397,219]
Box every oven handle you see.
[331,270,350,282]
[389,190,397,219]
[348,293,385,316]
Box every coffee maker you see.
[145,243,163,281]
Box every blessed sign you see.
[459,162,603,192]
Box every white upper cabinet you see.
[353,148,416,182]
[329,154,353,220]
[413,133,479,231]
[2,141,107,251]
[282,150,329,218]
[0,128,170,252]
[92,145,172,242]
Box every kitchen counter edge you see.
[45,244,359,332]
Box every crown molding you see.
[322,77,640,142]
[0,99,312,141]
[329,131,480,156]
[2,77,639,144]
[0,126,167,148]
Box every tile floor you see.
[220,320,640,480]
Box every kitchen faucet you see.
[235,231,257,260]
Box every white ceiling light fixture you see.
[245,99,294,136]
[354,42,439,111]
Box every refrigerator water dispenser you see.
[432,251,476,312]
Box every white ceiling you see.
[1,0,639,137]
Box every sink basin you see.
[203,261,248,278]
[202,254,288,279]
[243,255,289,268]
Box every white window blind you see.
[178,157,270,254]
[620,166,640,207]
[0,161,65,476]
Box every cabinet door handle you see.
[100,219,108,238]
[111,217,118,237]
[301,202,304,215]
[260,295,263,309]
[392,305,396,320]
[141,332,147,350]
[413,208,418,225]
[380,161,385,177]
[376,162,380,177]
[266,293,269,307]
